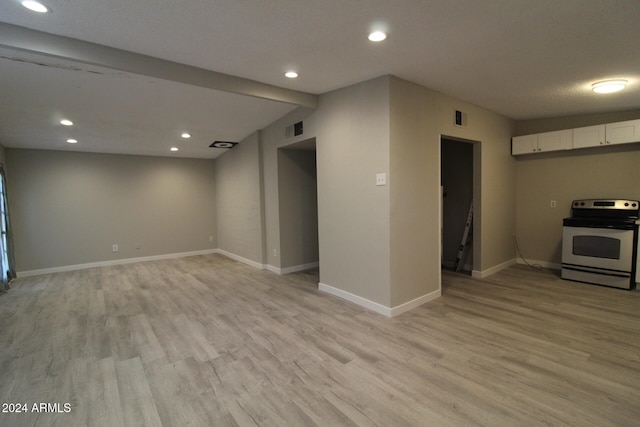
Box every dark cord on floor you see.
[513,236,544,270]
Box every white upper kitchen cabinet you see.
[605,119,640,145]
[573,124,606,149]
[512,129,572,155]
[538,129,573,152]
[511,134,538,155]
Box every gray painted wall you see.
[278,147,318,270]
[315,77,392,305]
[516,146,640,265]
[7,149,216,272]
[387,77,515,304]
[514,110,640,265]
[514,109,640,136]
[255,74,518,310]
[262,76,392,305]
[261,108,317,271]
[214,132,265,264]
[436,91,516,273]
[258,75,516,310]
[388,77,440,306]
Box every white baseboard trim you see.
[214,251,319,275]
[319,282,441,318]
[216,249,266,270]
[471,258,517,279]
[269,261,319,275]
[17,249,219,278]
[265,264,280,274]
[389,289,441,317]
[516,258,561,270]
[319,282,392,316]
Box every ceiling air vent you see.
[210,141,238,149]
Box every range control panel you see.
[571,199,639,210]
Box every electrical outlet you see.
[209,235,214,242]
[112,244,119,252]
[273,249,278,257]
[550,200,557,208]
[376,173,387,186]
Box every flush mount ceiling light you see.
[592,80,628,94]
[60,119,73,126]
[66,138,77,144]
[181,132,191,139]
[170,147,179,152]
[285,71,298,79]
[22,1,49,13]
[368,31,387,42]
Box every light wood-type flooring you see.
[1,254,639,426]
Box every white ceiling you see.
[1,0,639,159]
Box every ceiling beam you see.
[0,22,318,109]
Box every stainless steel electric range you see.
[562,199,639,290]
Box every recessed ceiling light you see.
[181,132,191,139]
[170,147,179,152]
[66,139,77,144]
[60,119,73,126]
[22,1,49,13]
[592,80,628,94]
[285,71,298,79]
[368,31,387,42]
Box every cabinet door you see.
[537,129,572,152]
[512,134,538,155]
[605,119,640,145]
[573,124,605,149]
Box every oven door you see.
[562,226,634,288]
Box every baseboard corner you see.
[472,258,517,279]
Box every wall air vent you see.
[210,141,238,149]
[285,121,304,138]
[454,110,467,127]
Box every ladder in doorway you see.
[454,201,473,272]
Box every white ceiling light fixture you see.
[66,138,77,144]
[21,1,49,13]
[60,119,73,126]
[592,80,628,94]
[170,147,179,152]
[368,31,387,42]
[181,132,191,139]
[285,71,298,79]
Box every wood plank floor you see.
[1,254,639,426]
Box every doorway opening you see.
[441,136,478,275]
[277,138,319,278]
